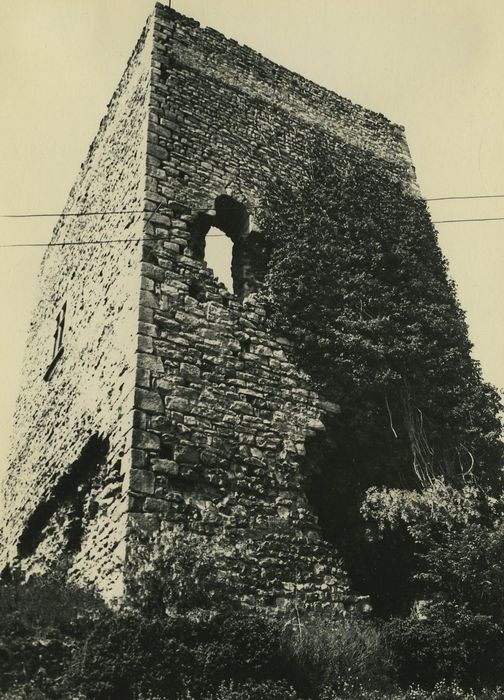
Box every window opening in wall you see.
[190,195,257,299]
[53,302,66,358]
[44,301,67,381]
[205,227,234,292]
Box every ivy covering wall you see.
[258,142,503,611]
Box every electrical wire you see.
[1,199,504,248]
[426,194,504,202]
[1,192,503,220]
[432,217,504,225]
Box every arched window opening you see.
[189,195,270,300]
[190,195,250,298]
[214,195,249,239]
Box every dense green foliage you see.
[362,481,504,689]
[258,142,503,610]
[0,535,389,700]
[4,527,504,698]
[259,144,501,484]
[0,573,105,695]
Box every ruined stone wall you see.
[122,4,419,612]
[2,3,422,610]
[0,17,154,599]
[146,2,417,215]
[129,241,353,610]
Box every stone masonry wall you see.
[123,5,421,612]
[146,2,418,215]
[0,16,154,599]
[129,237,355,610]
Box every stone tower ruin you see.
[0,4,419,609]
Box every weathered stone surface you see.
[179,362,201,382]
[132,430,161,451]
[129,469,155,495]
[134,388,165,414]
[151,459,179,475]
[175,447,200,466]
[131,449,148,469]
[143,497,173,514]
[0,14,154,599]
[166,397,190,413]
[139,290,159,310]
[137,353,164,373]
[318,400,341,415]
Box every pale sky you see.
[1,0,503,477]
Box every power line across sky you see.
[0,194,503,248]
[0,192,504,220]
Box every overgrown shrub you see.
[63,609,197,699]
[417,522,504,619]
[0,573,104,696]
[383,523,504,689]
[212,680,299,700]
[319,684,504,699]
[363,483,504,689]
[0,536,294,700]
[5,529,504,698]
[385,603,504,690]
[191,609,288,694]
[283,614,393,697]
[128,528,237,619]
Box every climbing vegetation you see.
[259,140,502,489]
[258,140,503,610]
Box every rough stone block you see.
[180,362,201,382]
[175,446,200,465]
[167,396,190,412]
[151,458,179,475]
[318,400,341,415]
[137,334,154,353]
[141,263,165,283]
[150,415,171,431]
[139,290,159,309]
[129,469,155,495]
[134,388,165,414]
[135,367,151,389]
[132,429,160,451]
[144,497,173,514]
[137,353,165,372]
